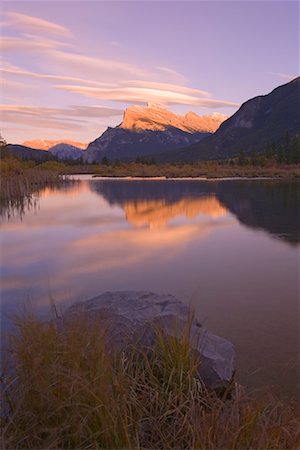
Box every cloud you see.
[0,78,26,91]
[0,35,72,53]
[0,105,122,117]
[269,72,298,81]
[124,80,211,98]
[55,84,238,108]
[1,10,239,142]
[0,105,123,131]
[0,62,116,87]
[48,49,150,80]
[3,11,72,37]
[156,66,188,84]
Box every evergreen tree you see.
[271,141,276,157]
[250,148,259,165]
[291,134,300,164]
[277,146,285,164]
[284,131,291,163]
[101,156,110,165]
[0,132,7,147]
[238,149,246,166]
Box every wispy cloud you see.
[47,49,151,81]
[156,66,188,84]
[0,104,122,118]
[269,72,298,81]
[0,36,71,51]
[0,105,123,133]
[124,80,211,98]
[0,62,116,87]
[54,84,238,108]
[2,11,72,37]
[1,10,239,142]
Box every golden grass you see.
[2,313,299,449]
[63,161,300,179]
[0,158,74,219]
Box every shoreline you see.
[90,174,299,181]
[63,162,300,179]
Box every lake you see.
[1,176,299,401]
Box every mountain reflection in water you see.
[1,177,299,400]
[90,179,300,244]
[123,196,227,228]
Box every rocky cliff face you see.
[120,103,226,133]
[84,104,227,163]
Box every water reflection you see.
[123,196,227,228]
[0,193,39,221]
[91,179,300,244]
[1,177,299,399]
[216,181,300,245]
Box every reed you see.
[2,312,299,449]
[0,158,73,219]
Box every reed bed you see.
[0,159,74,219]
[84,162,300,179]
[1,313,299,450]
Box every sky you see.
[0,0,299,144]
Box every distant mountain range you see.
[84,104,226,163]
[4,144,54,161]
[22,140,87,151]
[5,77,300,163]
[48,143,85,161]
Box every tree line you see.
[237,132,300,166]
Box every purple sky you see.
[1,1,299,144]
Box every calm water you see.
[1,176,299,400]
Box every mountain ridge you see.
[120,103,227,133]
[84,105,227,162]
[157,77,300,161]
[22,139,87,151]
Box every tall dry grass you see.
[1,313,299,449]
[0,158,73,219]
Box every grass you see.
[1,312,299,449]
[0,157,74,219]
[64,161,300,179]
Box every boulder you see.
[63,291,235,390]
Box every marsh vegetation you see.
[1,313,299,449]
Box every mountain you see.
[160,77,300,161]
[120,103,227,133]
[22,139,87,150]
[48,143,85,161]
[84,104,227,163]
[3,144,54,161]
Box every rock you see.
[83,104,228,162]
[63,290,235,390]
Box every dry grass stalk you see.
[1,312,299,449]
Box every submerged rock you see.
[64,291,235,390]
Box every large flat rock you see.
[64,291,235,389]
